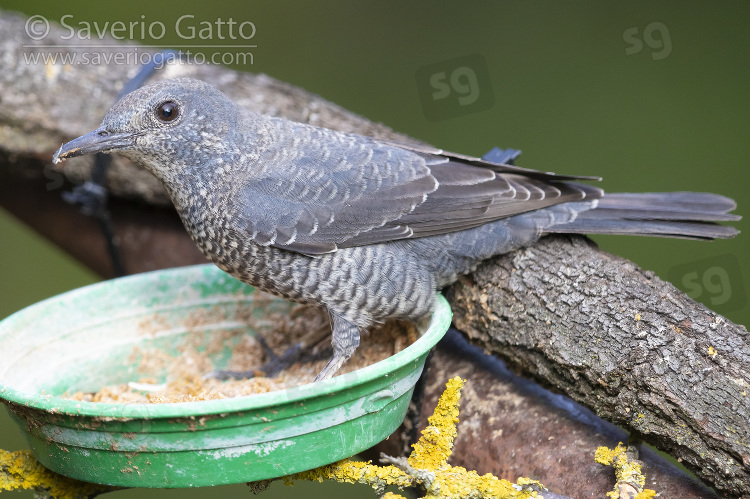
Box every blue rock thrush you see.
[53,78,740,380]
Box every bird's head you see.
[53,78,237,184]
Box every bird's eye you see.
[155,101,180,123]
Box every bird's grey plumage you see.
[53,78,740,380]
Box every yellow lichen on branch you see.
[595,443,656,499]
[408,376,463,470]
[288,458,412,493]
[288,377,545,498]
[0,449,118,499]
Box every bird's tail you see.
[545,192,740,240]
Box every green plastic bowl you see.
[0,264,451,487]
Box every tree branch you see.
[446,235,750,497]
[369,331,719,498]
[1,10,747,498]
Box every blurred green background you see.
[1,1,748,497]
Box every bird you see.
[53,78,740,381]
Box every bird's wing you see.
[227,120,601,255]
[376,139,602,182]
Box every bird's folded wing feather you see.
[226,121,601,255]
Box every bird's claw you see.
[204,342,310,381]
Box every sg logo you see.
[623,21,672,61]
[416,54,494,122]
[668,254,747,314]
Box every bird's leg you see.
[314,314,361,381]
[206,323,331,380]
[262,323,331,374]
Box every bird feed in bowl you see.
[0,264,451,487]
[63,306,418,404]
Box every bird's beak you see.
[52,128,137,164]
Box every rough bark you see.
[369,330,719,498]
[446,235,750,498]
[1,9,748,498]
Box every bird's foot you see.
[204,324,331,381]
[313,355,347,382]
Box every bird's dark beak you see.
[52,128,137,164]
